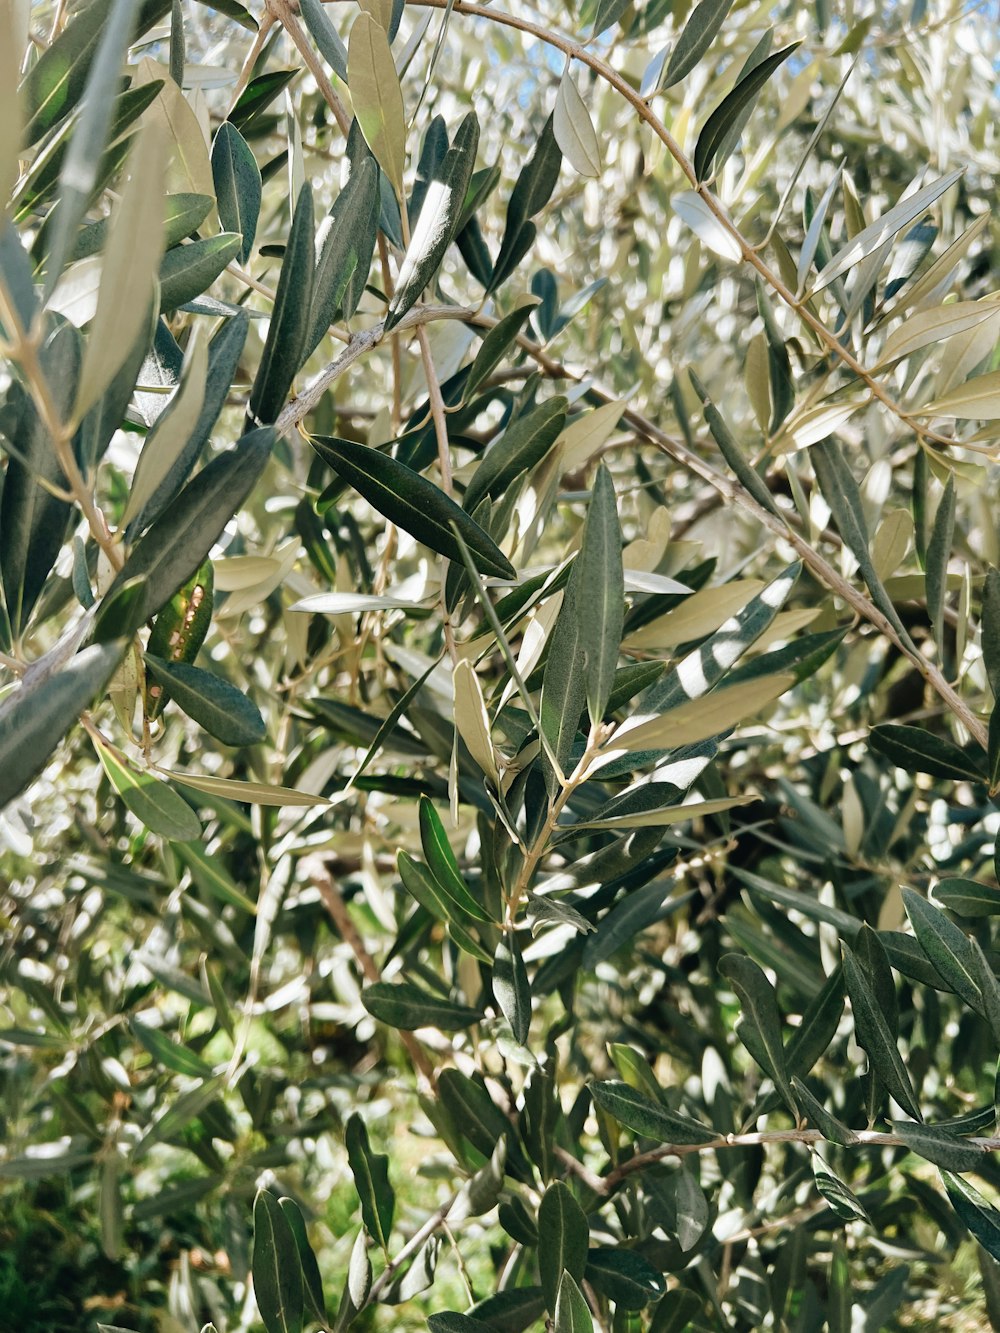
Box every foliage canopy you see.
[4,0,1000,1329]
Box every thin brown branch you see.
[265,0,351,136]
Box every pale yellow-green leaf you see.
[0,1,23,205]
[571,792,760,831]
[48,256,104,327]
[358,0,392,28]
[749,606,822,656]
[918,369,1000,420]
[123,329,208,524]
[873,297,1000,370]
[871,508,913,581]
[779,401,865,453]
[216,541,299,619]
[109,643,142,737]
[348,12,406,198]
[553,71,601,178]
[133,57,214,198]
[75,126,167,419]
[453,658,498,784]
[935,300,1000,397]
[623,580,765,652]
[745,332,771,433]
[161,768,329,806]
[672,191,741,263]
[610,673,794,753]
[842,774,864,857]
[213,555,284,592]
[558,400,625,473]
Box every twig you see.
[265,0,351,135]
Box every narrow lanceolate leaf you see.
[919,368,1000,420]
[96,742,202,841]
[42,0,141,295]
[926,475,955,660]
[0,4,23,204]
[870,723,986,785]
[124,330,208,525]
[553,71,601,178]
[144,657,266,747]
[0,641,126,809]
[1,323,81,635]
[690,369,780,516]
[463,397,567,514]
[693,44,799,182]
[901,888,982,1011]
[664,0,735,89]
[212,121,261,265]
[348,12,406,197]
[308,435,515,579]
[116,426,275,629]
[419,796,493,922]
[174,841,257,913]
[935,877,1000,918]
[453,658,499,784]
[612,673,794,753]
[427,1317,495,1333]
[362,981,483,1030]
[306,156,379,356]
[873,299,1000,370]
[345,1113,395,1252]
[892,1121,986,1173]
[277,1200,327,1327]
[586,1251,666,1309]
[398,853,490,962]
[943,1172,1000,1263]
[386,113,480,331]
[75,124,166,419]
[554,1272,594,1333]
[808,169,964,296]
[248,184,314,426]
[463,304,537,402]
[489,116,562,293]
[579,465,624,725]
[842,946,922,1120]
[298,0,349,80]
[252,1189,304,1333]
[719,955,797,1113]
[590,1081,713,1144]
[494,935,531,1045]
[164,768,327,806]
[159,233,243,312]
[538,1182,589,1313]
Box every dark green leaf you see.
[131,1020,213,1078]
[814,1163,871,1223]
[982,567,1000,699]
[143,656,266,747]
[0,641,126,807]
[693,44,799,182]
[397,853,492,963]
[115,426,274,629]
[248,183,315,426]
[943,1172,1000,1262]
[935,878,1000,918]
[463,396,567,514]
[901,887,982,1010]
[96,744,202,841]
[585,1249,666,1308]
[490,116,562,293]
[228,68,299,135]
[789,1077,857,1146]
[419,796,494,922]
[212,121,261,265]
[842,946,922,1120]
[308,435,515,579]
[362,981,483,1030]
[298,0,348,81]
[719,954,796,1113]
[870,723,986,784]
[306,156,379,356]
[648,1289,703,1333]
[159,233,243,311]
[591,0,629,36]
[664,0,734,89]
[493,934,531,1045]
[538,1181,589,1312]
[253,1189,305,1333]
[386,112,480,331]
[427,1317,496,1333]
[345,1113,394,1252]
[590,1081,713,1144]
[468,1287,547,1332]
[173,841,257,913]
[463,304,537,403]
[554,1272,592,1333]
[688,369,780,516]
[893,1120,986,1172]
